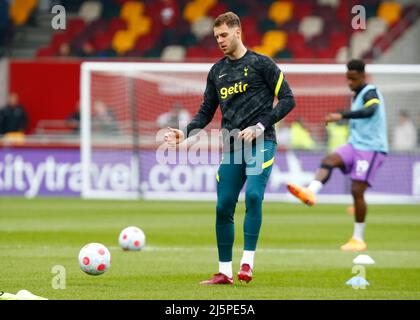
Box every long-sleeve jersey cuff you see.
[341,103,378,119]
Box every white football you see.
[119,226,146,251]
[78,243,111,275]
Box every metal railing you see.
[372,6,419,60]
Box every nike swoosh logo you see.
[261,149,268,152]
[219,74,228,78]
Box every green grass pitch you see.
[0,197,419,300]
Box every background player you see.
[287,59,388,252]
[164,12,295,284]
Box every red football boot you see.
[237,264,253,283]
[199,273,233,285]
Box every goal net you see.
[80,62,420,204]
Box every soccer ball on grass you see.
[119,226,146,251]
[78,243,111,276]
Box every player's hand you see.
[164,127,185,146]
[238,124,264,144]
[325,113,343,125]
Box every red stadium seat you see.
[91,31,113,52]
[84,18,109,38]
[70,29,91,49]
[134,33,157,53]
[246,1,271,21]
[186,46,208,59]
[199,34,218,49]
[293,2,313,21]
[306,34,330,51]
[36,46,56,57]
[243,32,262,48]
[50,32,72,51]
[66,18,86,37]
[115,0,132,5]
[240,16,258,35]
[291,46,314,60]
[316,47,336,60]
[281,18,300,32]
[336,1,351,24]
[124,49,143,57]
[208,47,223,59]
[286,32,305,52]
[330,31,348,51]
[108,17,128,36]
[207,2,229,19]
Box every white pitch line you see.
[117,246,420,256]
[0,245,418,256]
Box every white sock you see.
[240,250,255,270]
[307,180,323,194]
[219,261,232,278]
[353,223,365,241]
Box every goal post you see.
[80,62,420,203]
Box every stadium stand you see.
[1,0,417,61]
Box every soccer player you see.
[287,59,388,252]
[164,12,295,284]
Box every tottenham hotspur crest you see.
[244,67,248,76]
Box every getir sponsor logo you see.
[220,82,248,99]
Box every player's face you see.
[346,70,365,92]
[214,23,241,56]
